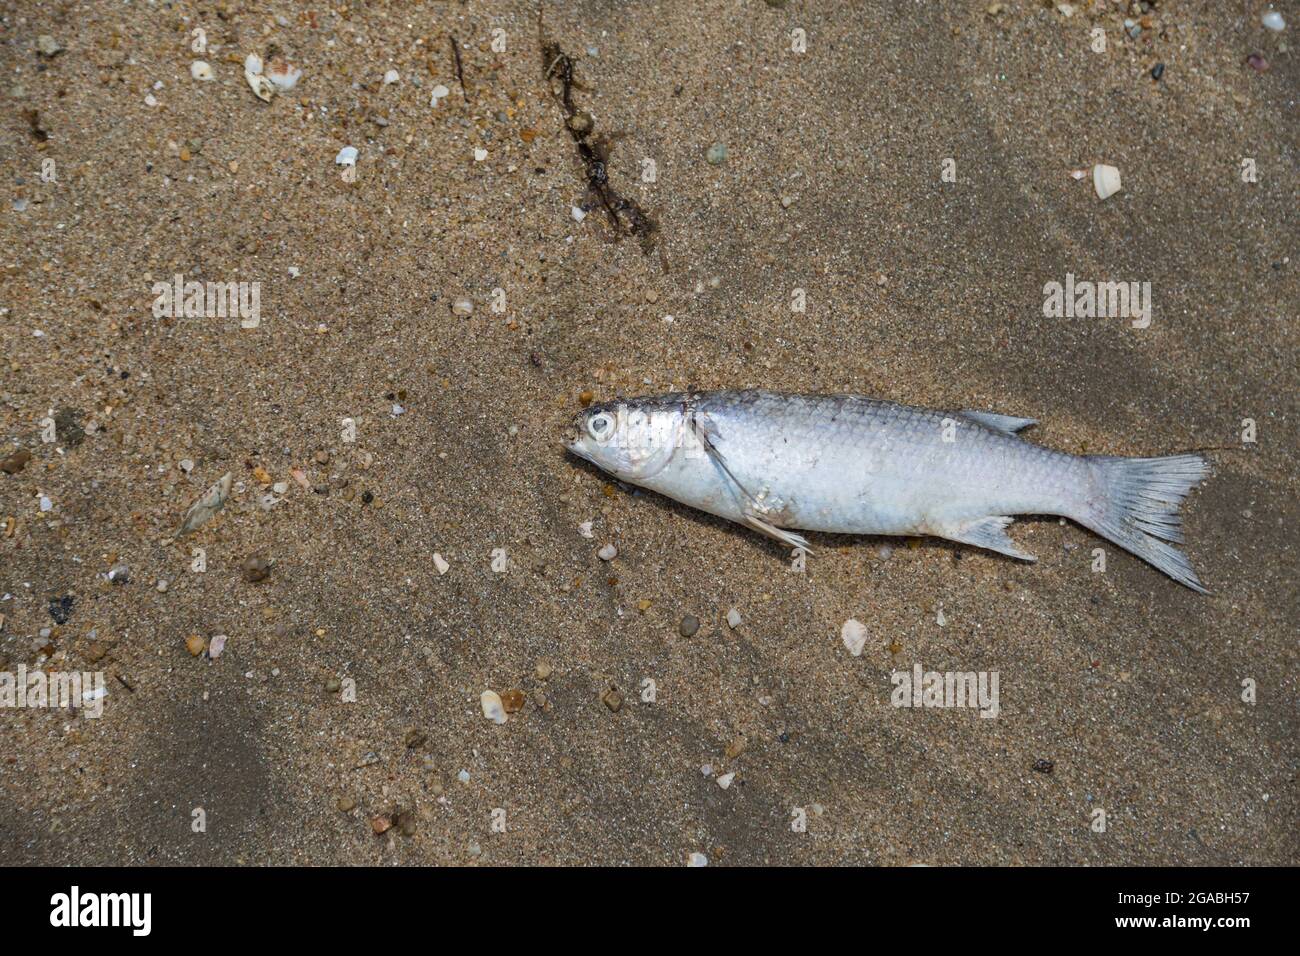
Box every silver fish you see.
[566,390,1210,592]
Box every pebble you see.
[1150,62,1165,81]
[473,147,489,162]
[716,772,736,790]
[678,614,700,637]
[1247,52,1270,72]
[404,729,427,748]
[481,690,507,724]
[602,689,623,712]
[451,297,474,316]
[430,84,450,105]
[597,543,617,561]
[1,449,32,474]
[1262,11,1285,32]
[336,796,356,812]
[571,206,587,223]
[686,852,708,867]
[156,579,168,592]
[433,552,450,575]
[383,69,401,85]
[36,35,63,57]
[726,608,742,629]
[208,635,227,659]
[841,619,867,656]
[241,556,270,583]
[705,143,728,165]
[185,634,206,657]
[371,815,392,835]
[106,563,130,585]
[324,677,342,693]
[535,659,553,680]
[48,596,74,624]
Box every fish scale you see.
[566,390,1210,592]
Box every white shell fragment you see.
[841,618,868,657]
[1092,163,1122,200]
[597,543,617,561]
[687,852,709,867]
[383,69,400,85]
[578,521,594,538]
[190,60,215,82]
[726,608,742,629]
[244,53,263,75]
[265,57,302,92]
[480,690,507,724]
[208,635,227,659]
[571,206,587,223]
[335,146,358,167]
[716,772,736,790]
[177,472,232,536]
[430,84,450,105]
[1262,11,1285,32]
[451,297,473,316]
[433,552,450,575]
[473,147,488,162]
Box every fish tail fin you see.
[1075,453,1211,593]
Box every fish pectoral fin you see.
[743,512,814,555]
[941,515,1037,562]
[960,410,1038,435]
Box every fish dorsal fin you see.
[960,410,1037,435]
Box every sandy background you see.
[1,0,1296,865]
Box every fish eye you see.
[587,412,614,441]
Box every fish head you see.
[565,397,687,481]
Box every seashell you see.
[841,618,867,657]
[1092,163,1122,200]
[245,70,274,102]
[480,690,507,724]
[335,145,358,167]
[190,60,215,82]
[265,57,302,91]
[208,635,227,659]
[1262,11,1285,32]
[177,472,232,536]
[244,53,263,75]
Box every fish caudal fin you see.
[1077,454,1210,593]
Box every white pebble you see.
[432,552,450,575]
[383,69,400,85]
[208,635,227,659]
[190,61,215,82]
[457,769,471,783]
[686,852,708,867]
[716,772,736,790]
[272,481,288,495]
[473,147,488,162]
[480,690,507,724]
[571,206,587,222]
[578,521,594,538]
[726,608,742,629]
[597,543,617,561]
[335,146,358,167]
[841,618,867,657]
[1262,11,1285,32]
[451,297,474,316]
[39,496,53,512]
[144,93,158,107]
[430,84,450,105]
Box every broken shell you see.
[335,146,358,167]
[177,472,232,536]
[1092,163,1122,200]
[480,690,507,724]
[383,69,400,85]
[265,57,302,91]
[430,84,450,105]
[433,552,450,575]
[208,634,227,659]
[841,618,868,657]
[190,60,215,82]
[245,70,274,102]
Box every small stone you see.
[1,449,32,474]
[242,556,270,583]
[705,143,728,165]
[398,813,417,837]
[451,297,474,316]
[687,852,709,867]
[336,795,356,812]
[602,689,623,712]
[371,815,392,835]
[432,552,450,575]
[1262,11,1285,32]
[383,69,401,85]
[481,690,507,724]
[726,608,742,629]
[597,543,617,561]
[566,111,593,135]
[156,579,168,593]
[185,634,206,657]
[1150,62,1165,81]
[314,450,330,465]
[36,35,63,57]
[678,615,700,637]
[404,728,427,749]
[501,688,526,713]
[1032,759,1055,774]
[579,390,595,407]
[207,634,227,659]
[86,643,108,663]
[535,659,553,680]
[106,563,130,585]
[324,677,342,693]
[725,737,747,760]
[1246,52,1270,72]
[716,772,736,790]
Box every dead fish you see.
[565,390,1211,592]
[177,472,232,537]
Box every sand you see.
[1,0,1295,865]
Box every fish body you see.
[566,390,1210,592]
